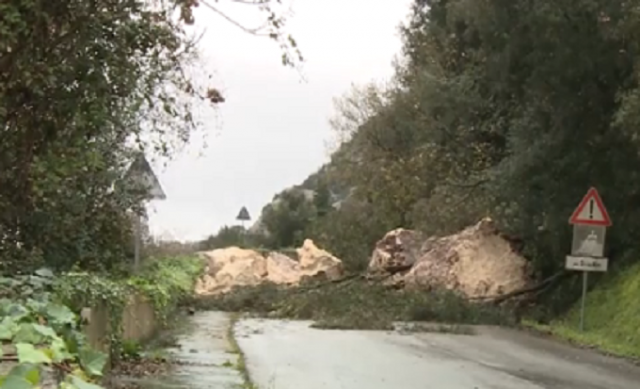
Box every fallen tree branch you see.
[470,270,570,304]
[292,264,415,294]
[289,272,363,294]
[382,263,413,274]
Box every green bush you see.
[130,255,205,317]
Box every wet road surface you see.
[114,311,243,389]
[234,318,640,389]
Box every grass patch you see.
[523,260,640,359]
[522,320,640,359]
[226,313,257,389]
[193,278,515,330]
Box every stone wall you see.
[83,293,157,356]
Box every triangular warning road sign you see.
[569,187,611,226]
[236,206,251,221]
[124,154,166,200]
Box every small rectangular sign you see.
[571,225,606,258]
[565,256,608,272]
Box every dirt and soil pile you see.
[194,239,344,295]
[368,218,534,299]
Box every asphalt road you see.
[234,318,640,389]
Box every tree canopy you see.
[0,0,298,274]
[252,0,640,291]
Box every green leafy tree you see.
[397,0,640,276]
[259,190,317,249]
[0,0,301,274]
[284,0,640,299]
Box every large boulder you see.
[195,247,267,295]
[297,239,344,281]
[368,228,425,272]
[265,252,301,284]
[195,240,344,295]
[370,218,534,299]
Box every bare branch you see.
[229,0,271,4]
[200,0,271,35]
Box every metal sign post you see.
[567,187,612,332]
[124,154,167,273]
[134,215,142,271]
[236,206,251,247]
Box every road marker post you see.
[567,187,611,332]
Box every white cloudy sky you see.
[146,0,413,242]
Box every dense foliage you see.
[252,0,640,307]
[0,0,299,274]
[0,269,107,389]
[0,256,203,389]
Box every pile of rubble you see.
[194,239,344,295]
[368,218,534,299]
[195,218,533,300]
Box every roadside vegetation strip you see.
[30,252,203,384]
[521,260,640,361]
[195,279,516,331]
[226,313,257,389]
[522,320,640,361]
[55,255,204,351]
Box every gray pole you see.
[580,271,588,331]
[241,220,246,247]
[134,213,141,273]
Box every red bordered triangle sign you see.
[569,187,612,226]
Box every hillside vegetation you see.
[203,0,640,322]
[531,258,640,358]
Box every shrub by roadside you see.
[190,278,516,330]
[127,256,205,317]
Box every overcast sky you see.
[146,0,413,242]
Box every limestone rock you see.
[368,228,425,272]
[371,218,533,299]
[266,252,301,284]
[195,247,267,295]
[195,240,344,295]
[297,239,344,281]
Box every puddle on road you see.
[112,311,244,389]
